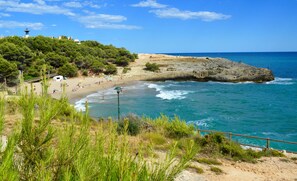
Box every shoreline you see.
[25,53,274,103]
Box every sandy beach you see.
[26,54,158,101]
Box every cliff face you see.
[140,55,274,83]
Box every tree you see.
[58,63,78,77]
[115,56,130,67]
[90,61,105,74]
[105,64,117,75]
[45,52,69,68]
[0,57,19,86]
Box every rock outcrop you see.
[140,55,274,83]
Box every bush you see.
[115,56,130,66]
[195,133,268,162]
[259,149,285,157]
[82,69,88,76]
[145,62,160,72]
[210,167,223,175]
[187,165,204,174]
[58,63,78,77]
[142,132,167,145]
[90,61,105,74]
[195,158,222,165]
[105,64,117,75]
[117,114,143,136]
[166,116,194,139]
[122,67,131,74]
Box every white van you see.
[53,75,64,82]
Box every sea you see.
[74,52,297,152]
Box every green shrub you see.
[195,158,222,165]
[259,149,285,157]
[142,132,167,145]
[82,69,88,76]
[117,114,143,136]
[105,64,117,75]
[122,67,131,74]
[166,116,194,139]
[187,165,204,174]
[58,63,78,77]
[210,167,223,175]
[115,56,130,66]
[90,61,105,74]
[5,98,19,114]
[145,62,160,72]
[196,133,261,162]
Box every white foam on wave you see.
[156,90,192,100]
[147,83,164,92]
[208,81,254,85]
[266,77,294,85]
[188,117,213,128]
[147,83,193,100]
[74,98,87,112]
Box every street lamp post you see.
[114,86,122,121]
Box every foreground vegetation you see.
[0,75,285,180]
[0,36,138,86]
[0,78,197,180]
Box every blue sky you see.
[0,0,297,53]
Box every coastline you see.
[26,53,274,103]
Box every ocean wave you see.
[147,83,193,100]
[265,77,295,85]
[208,81,254,85]
[188,117,214,128]
[156,90,193,100]
[147,83,164,92]
[74,98,87,111]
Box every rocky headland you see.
[26,53,274,100]
[136,54,274,83]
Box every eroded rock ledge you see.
[137,54,274,83]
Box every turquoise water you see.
[74,52,297,151]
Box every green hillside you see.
[0,36,137,85]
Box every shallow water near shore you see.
[75,52,297,151]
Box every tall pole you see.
[114,86,122,121]
[117,91,120,121]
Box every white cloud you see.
[0,13,10,17]
[132,0,231,22]
[131,0,167,8]
[150,8,231,21]
[0,20,44,30]
[33,0,46,5]
[63,1,102,9]
[63,1,82,8]
[83,1,102,9]
[77,14,141,30]
[0,0,75,16]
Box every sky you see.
[0,0,297,53]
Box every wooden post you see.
[229,132,232,141]
[266,138,270,149]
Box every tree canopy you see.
[0,36,137,83]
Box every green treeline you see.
[0,36,137,85]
